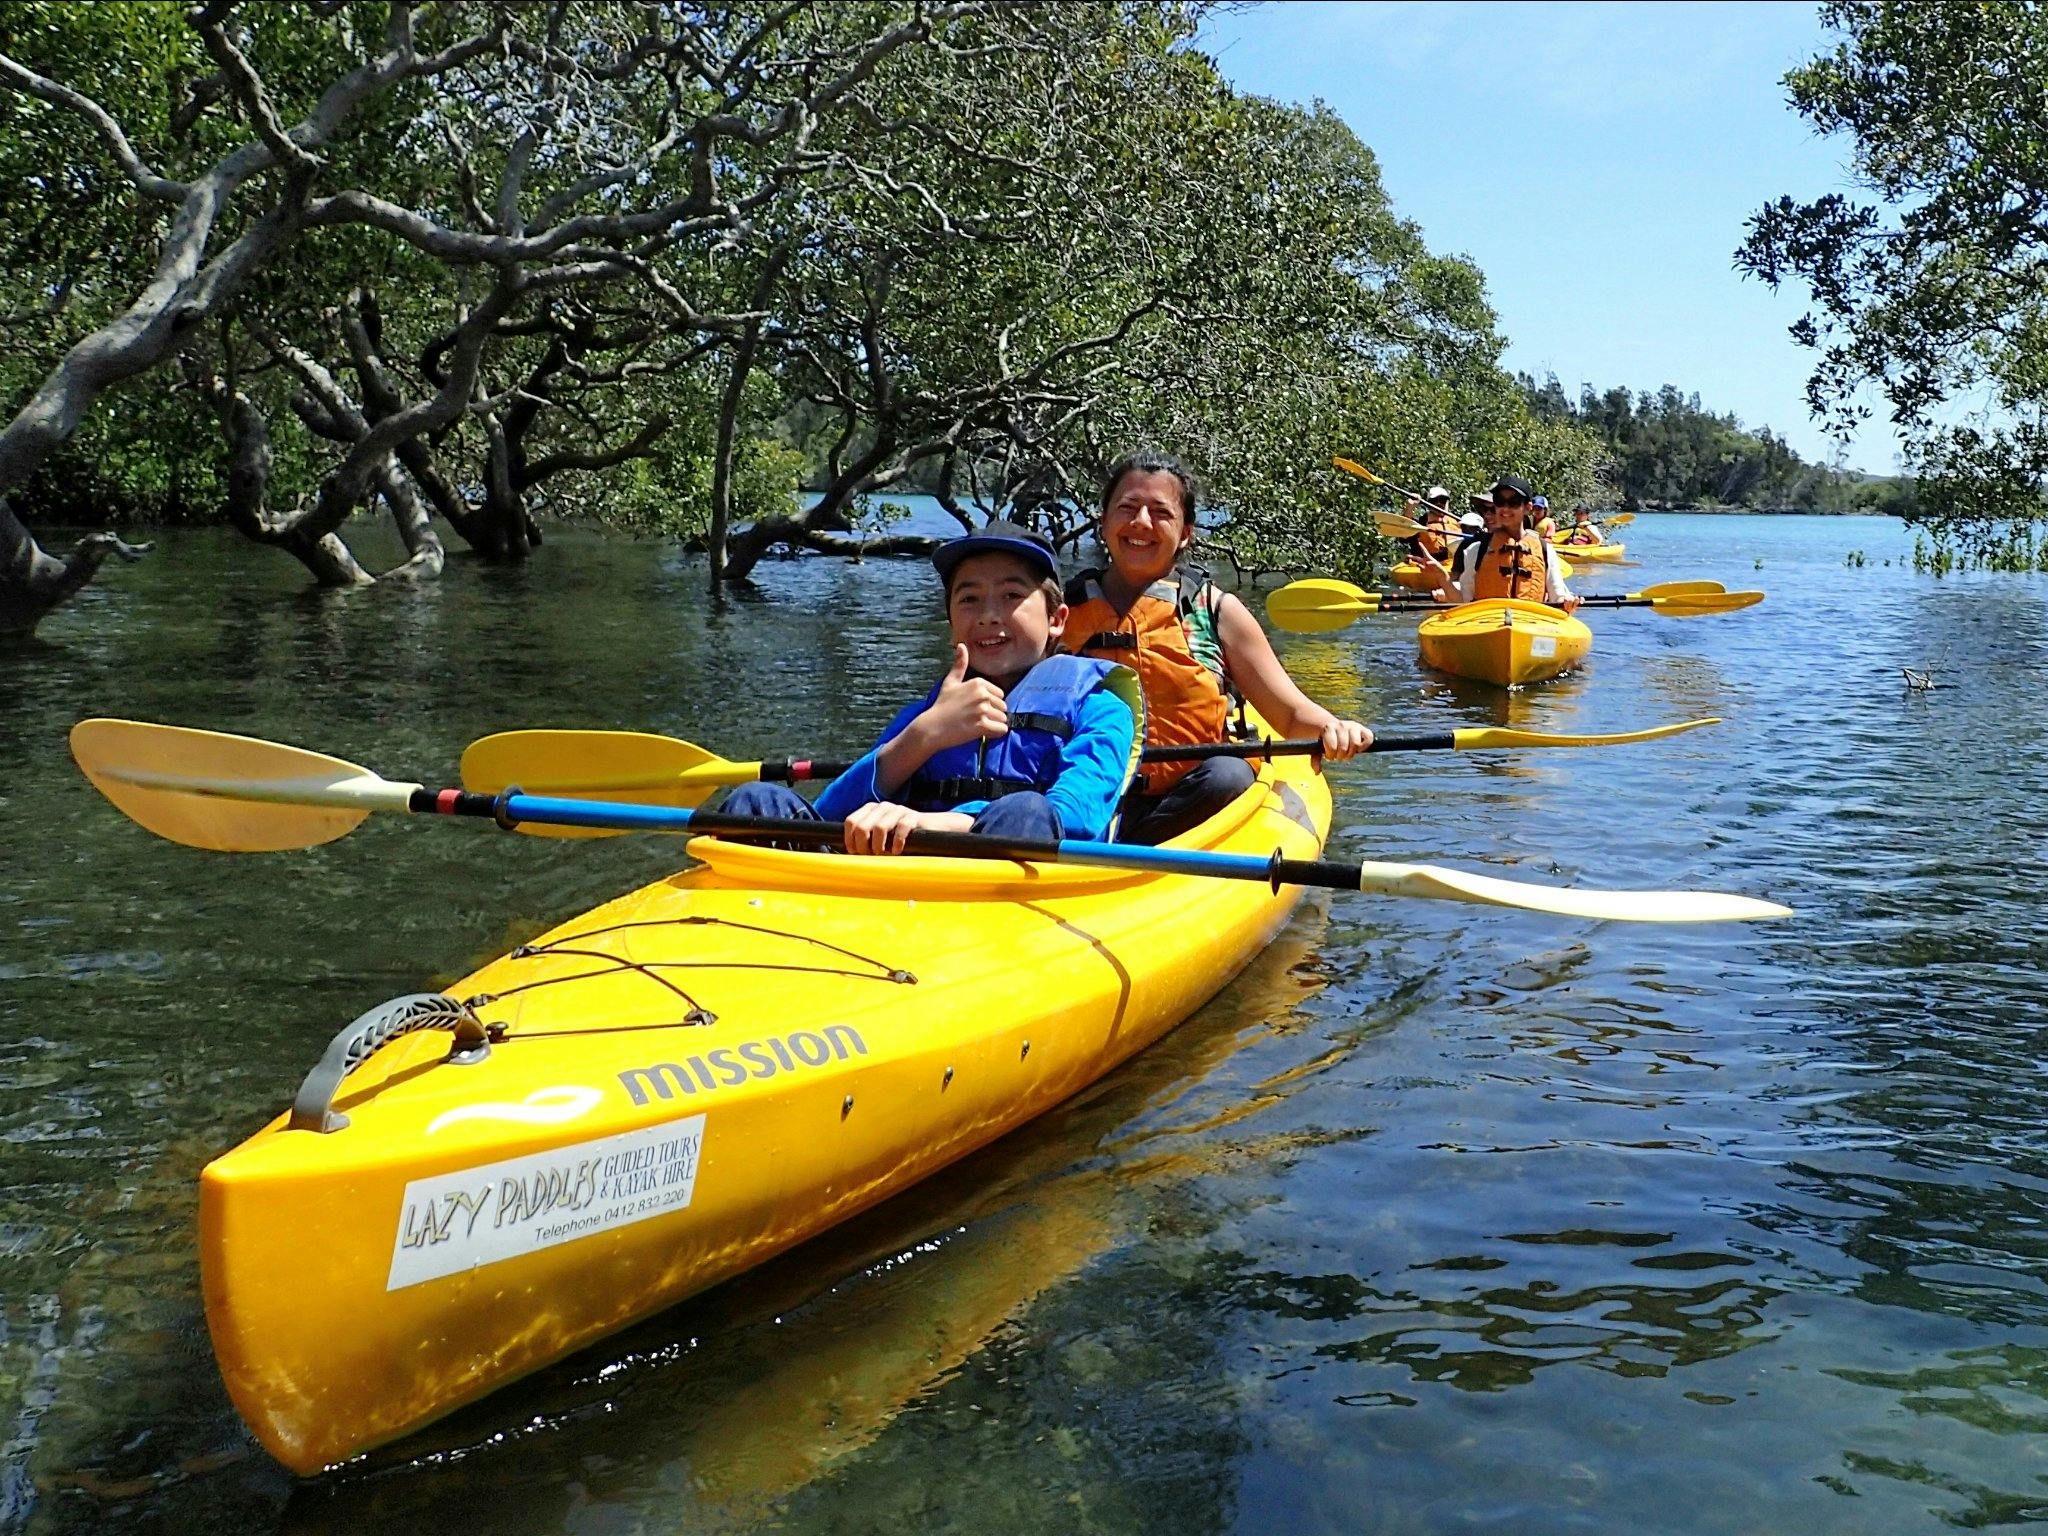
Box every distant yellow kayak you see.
[199,734,1331,1474]
[1550,540,1626,563]
[1417,598,1591,688]
[1391,560,1436,591]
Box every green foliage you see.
[1738,1,2048,559]
[1526,376,1919,515]
[0,0,1609,598]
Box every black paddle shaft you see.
[752,735,1453,782]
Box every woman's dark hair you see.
[1100,450,1199,525]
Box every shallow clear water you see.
[4,509,2045,1533]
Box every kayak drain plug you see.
[842,1095,855,1119]
[943,1065,954,1089]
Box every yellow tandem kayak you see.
[199,740,1331,1474]
[1549,540,1626,563]
[1416,598,1592,688]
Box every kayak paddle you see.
[1266,579,1757,633]
[70,720,1791,921]
[1333,457,1430,503]
[459,717,1725,826]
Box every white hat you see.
[1459,511,1485,531]
[1425,485,1451,504]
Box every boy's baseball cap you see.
[932,519,1059,583]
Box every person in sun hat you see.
[1401,483,1457,563]
[719,519,1140,853]
[1459,489,1490,535]
[1420,476,1578,610]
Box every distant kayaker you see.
[1408,484,1456,562]
[722,521,1138,854]
[1064,450,1373,846]
[1417,476,1579,611]
[1530,495,1557,540]
[1559,505,1606,546]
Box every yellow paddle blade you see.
[1266,578,1380,632]
[69,719,417,852]
[1354,860,1791,921]
[1605,513,1636,527]
[1636,581,1724,598]
[1450,718,1721,749]
[461,729,752,839]
[1331,455,1382,485]
[1648,590,1764,615]
[1372,511,1428,536]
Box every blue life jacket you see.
[901,653,1138,812]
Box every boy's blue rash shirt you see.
[813,685,1138,840]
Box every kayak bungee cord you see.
[473,913,919,1027]
[290,914,920,1131]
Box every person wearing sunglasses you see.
[1416,476,1579,611]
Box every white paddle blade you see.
[69,719,416,852]
[1354,860,1792,922]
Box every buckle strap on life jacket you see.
[914,775,1041,805]
[1007,710,1075,739]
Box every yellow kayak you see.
[1391,560,1436,591]
[1549,540,1626,563]
[1417,597,1592,688]
[199,740,1331,1474]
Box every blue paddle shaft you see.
[419,789,1339,890]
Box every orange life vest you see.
[1470,529,1551,603]
[1063,566,1233,795]
[1412,524,1451,561]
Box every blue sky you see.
[1199,1,1894,472]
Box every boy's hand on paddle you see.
[843,801,927,856]
[918,644,1010,750]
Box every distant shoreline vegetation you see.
[1588,504,1899,518]
[1522,375,1918,519]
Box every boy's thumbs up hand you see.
[919,643,1009,751]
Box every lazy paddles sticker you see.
[388,1112,706,1290]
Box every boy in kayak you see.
[722,521,1139,854]
[1418,476,1579,611]
[1560,505,1606,546]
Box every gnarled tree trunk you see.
[0,502,151,638]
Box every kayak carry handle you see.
[289,994,493,1133]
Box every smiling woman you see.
[1063,451,1376,845]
